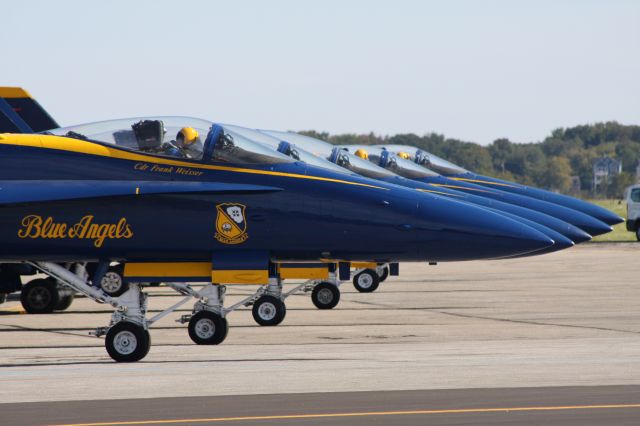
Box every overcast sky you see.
[4,0,639,144]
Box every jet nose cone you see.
[486,221,556,258]
[594,209,625,226]
[550,233,574,251]
[585,220,614,237]
[418,197,554,261]
[568,227,592,244]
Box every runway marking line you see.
[50,403,640,425]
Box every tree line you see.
[301,121,640,199]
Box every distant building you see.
[569,176,581,196]
[593,157,621,190]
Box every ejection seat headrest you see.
[132,120,165,150]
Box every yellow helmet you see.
[397,151,410,160]
[177,127,200,147]
[354,148,369,160]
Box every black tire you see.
[353,269,380,293]
[142,330,152,358]
[21,279,59,314]
[378,265,389,282]
[636,226,640,242]
[311,282,340,309]
[100,265,129,297]
[252,295,286,326]
[54,291,74,311]
[188,311,228,345]
[0,293,6,304]
[105,321,150,362]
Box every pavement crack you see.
[0,323,98,339]
[432,310,640,335]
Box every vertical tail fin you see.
[0,87,58,133]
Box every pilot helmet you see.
[354,148,369,160]
[176,127,200,148]
[397,151,410,160]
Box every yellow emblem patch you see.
[214,203,248,244]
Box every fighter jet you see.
[0,88,552,362]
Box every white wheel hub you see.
[113,330,137,355]
[357,273,373,288]
[317,288,334,304]
[195,318,216,339]
[258,302,277,321]
[28,286,51,307]
[102,272,122,293]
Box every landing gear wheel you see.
[105,321,150,362]
[188,311,228,345]
[54,288,74,311]
[353,269,380,293]
[636,227,640,242]
[311,282,340,309]
[252,295,286,326]
[100,265,129,297]
[21,278,59,314]
[0,293,6,304]
[378,265,389,283]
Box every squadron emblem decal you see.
[214,203,248,244]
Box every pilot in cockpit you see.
[132,120,200,159]
[173,127,201,158]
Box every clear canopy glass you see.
[341,145,439,179]
[47,116,212,160]
[261,130,397,179]
[45,117,292,165]
[379,144,468,175]
[222,124,349,173]
[214,127,293,165]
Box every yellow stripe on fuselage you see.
[415,188,464,197]
[0,134,387,190]
[125,262,211,278]
[430,183,493,193]
[279,266,329,280]
[351,261,378,269]
[211,269,269,284]
[450,177,518,188]
[125,262,269,284]
[0,87,32,98]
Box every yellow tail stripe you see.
[0,87,32,98]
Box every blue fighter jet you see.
[0,88,553,362]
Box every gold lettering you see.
[18,215,134,247]
[107,224,117,239]
[18,215,42,238]
[150,164,173,173]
